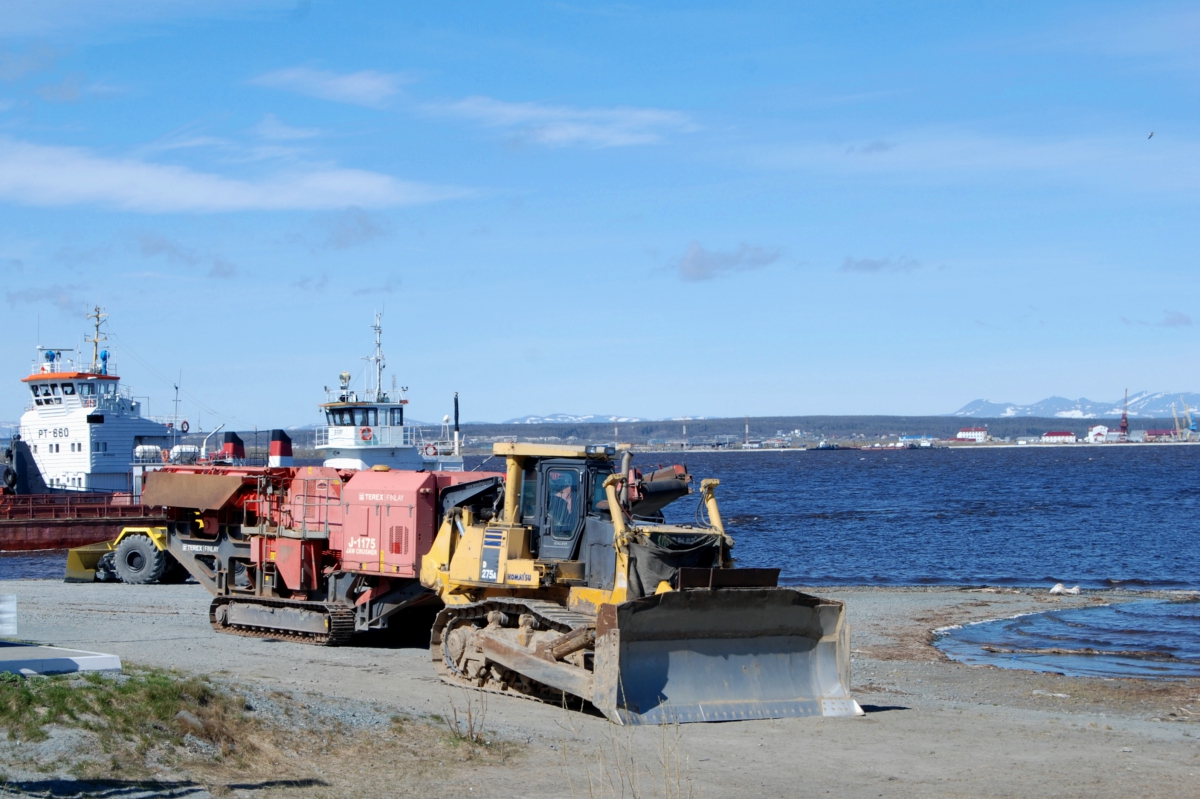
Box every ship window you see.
[102,442,107,452]
[29,385,38,398]
[329,408,355,426]
[367,408,377,426]
[40,385,51,397]
[62,383,75,396]
[78,383,95,396]
[390,408,403,426]
[93,442,99,452]
[49,384,59,395]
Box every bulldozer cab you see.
[519,457,614,561]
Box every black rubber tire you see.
[158,555,191,584]
[2,466,15,489]
[113,534,168,584]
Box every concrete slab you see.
[0,642,122,676]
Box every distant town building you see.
[1086,425,1109,443]
[1042,431,1077,444]
[956,427,988,442]
[1145,429,1176,441]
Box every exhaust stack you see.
[453,392,461,457]
[268,429,293,467]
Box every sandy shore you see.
[2,579,1197,798]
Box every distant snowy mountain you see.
[953,392,1200,419]
[503,413,647,425]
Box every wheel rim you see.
[126,552,144,572]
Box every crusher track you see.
[209,596,356,646]
[431,597,595,703]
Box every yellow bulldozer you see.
[420,442,861,724]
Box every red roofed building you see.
[1042,431,1077,444]
[956,427,988,442]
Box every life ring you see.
[360,427,373,442]
[160,449,169,463]
[424,444,438,456]
[180,420,189,434]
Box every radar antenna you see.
[85,305,108,372]
[363,311,387,402]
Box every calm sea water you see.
[937,599,1200,678]
[3,446,1196,677]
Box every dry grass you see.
[555,699,696,799]
[0,667,526,798]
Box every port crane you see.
[1172,397,1197,441]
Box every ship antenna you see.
[85,305,108,372]
[363,311,386,401]
[173,373,181,447]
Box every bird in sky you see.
[1148,132,1155,139]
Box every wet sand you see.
[2,579,1197,798]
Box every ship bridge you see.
[313,312,462,471]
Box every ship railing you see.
[322,388,401,404]
[27,359,119,377]
[0,492,164,521]
[313,425,416,448]
[412,427,459,458]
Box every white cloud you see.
[675,242,781,282]
[428,96,695,148]
[750,131,1200,191]
[253,113,320,140]
[6,284,85,313]
[0,137,468,212]
[0,1,291,38]
[0,43,55,80]
[250,67,408,108]
[841,256,920,274]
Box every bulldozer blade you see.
[592,588,863,725]
[64,541,115,583]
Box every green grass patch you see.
[0,665,255,761]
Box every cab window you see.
[62,383,75,396]
[520,468,538,522]
[78,383,95,396]
[389,408,403,426]
[545,468,581,540]
[591,473,610,511]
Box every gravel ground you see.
[2,579,1198,798]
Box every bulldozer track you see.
[209,597,356,646]
[431,597,594,703]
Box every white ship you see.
[13,308,173,493]
[315,313,463,472]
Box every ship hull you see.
[0,493,165,551]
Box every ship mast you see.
[363,311,386,402]
[85,306,108,372]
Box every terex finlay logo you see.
[358,493,405,502]
[346,536,378,555]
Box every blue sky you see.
[1,1,1197,428]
